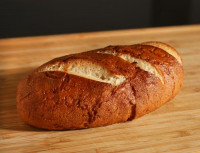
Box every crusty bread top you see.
[142,41,182,64]
[38,41,182,86]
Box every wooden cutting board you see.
[0,25,200,153]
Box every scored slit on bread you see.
[97,50,164,84]
[39,59,126,86]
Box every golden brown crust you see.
[17,41,184,130]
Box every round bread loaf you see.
[17,41,184,130]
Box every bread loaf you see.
[16,41,184,130]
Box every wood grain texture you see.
[0,25,200,153]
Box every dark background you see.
[0,0,200,38]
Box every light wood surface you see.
[0,25,200,153]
